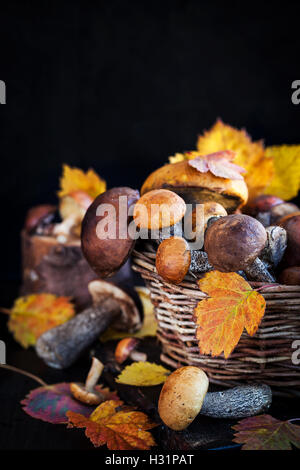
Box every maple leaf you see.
[100,287,156,342]
[232,414,300,450]
[58,164,106,199]
[188,151,245,180]
[194,271,266,358]
[21,383,118,424]
[196,120,274,199]
[7,294,75,348]
[264,145,300,200]
[67,400,157,450]
[116,362,170,386]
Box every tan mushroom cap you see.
[133,189,186,230]
[156,237,191,284]
[158,366,209,431]
[141,160,248,213]
[70,382,104,405]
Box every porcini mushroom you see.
[36,279,143,369]
[81,187,140,278]
[204,214,274,282]
[115,338,147,364]
[133,189,186,231]
[53,190,93,242]
[158,367,272,430]
[140,158,248,213]
[70,357,105,405]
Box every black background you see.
[0,1,300,452]
[1,0,300,282]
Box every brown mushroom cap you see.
[158,366,209,431]
[81,187,139,278]
[279,266,300,286]
[133,189,186,230]
[204,214,267,272]
[156,237,191,284]
[88,279,143,332]
[70,382,104,405]
[25,205,57,233]
[270,202,300,225]
[115,337,140,363]
[247,194,284,216]
[141,160,248,213]
[279,215,300,268]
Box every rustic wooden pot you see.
[132,243,300,397]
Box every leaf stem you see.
[0,307,11,315]
[0,364,47,387]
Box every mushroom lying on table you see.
[70,357,105,405]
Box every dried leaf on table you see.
[21,382,119,424]
[188,150,245,180]
[67,400,157,450]
[116,362,170,386]
[264,145,300,200]
[232,414,300,450]
[194,271,266,358]
[58,164,106,199]
[100,287,156,342]
[7,294,75,348]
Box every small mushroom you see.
[158,366,272,431]
[70,357,105,405]
[24,204,57,234]
[81,187,140,278]
[115,338,147,363]
[54,190,93,242]
[133,189,186,231]
[204,214,275,282]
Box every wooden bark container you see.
[132,244,300,397]
[21,230,97,310]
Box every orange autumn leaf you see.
[196,120,274,199]
[67,400,157,450]
[58,164,106,199]
[194,271,266,358]
[7,294,75,348]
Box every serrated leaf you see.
[194,271,266,358]
[8,294,75,348]
[196,120,274,199]
[232,414,300,450]
[116,362,170,386]
[67,400,157,450]
[100,287,157,342]
[264,145,300,200]
[21,383,118,424]
[58,164,106,199]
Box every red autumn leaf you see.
[21,383,119,424]
[232,414,300,450]
[67,400,157,450]
[188,151,246,180]
[194,271,266,358]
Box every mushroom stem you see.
[85,357,104,392]
[244,257,275,283]
[53,213,80,241]
[130,351,147,362]
[189,250,213,273]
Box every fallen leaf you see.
[196,120,274,199]
[67,400,157,450]
[264,145,300,200]
[8,294,75,348]
[232,414,300,450]
[58,164,106,199]
[116,362,170,386]
[188,151,245,180]
[21,383,118,424]
[194,271,266,358]
[100,287,157,342]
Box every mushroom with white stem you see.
[115,338,147,364]
[70,357,105,405]
[53,190,93,243]
[35,279,143,369]
[158,366,272,431]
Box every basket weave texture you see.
[132,244,300,397]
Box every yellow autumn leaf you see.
[116,362,171,386]
[196,120,274,199]
[264,145,300,200]
[58,164,106,199]
[100,287,157,342]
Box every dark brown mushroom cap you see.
[279,266,300,286]
[204,214,267,272]
[70,382,104,405]
[279,215,300,268]
[81,187,139,278]
[88,279,143,332]
[25,205,57,234]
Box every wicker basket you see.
[132,243,300,397]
